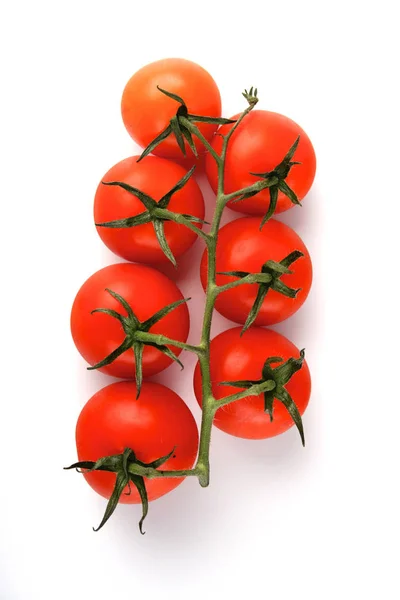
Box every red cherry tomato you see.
[94,156,204,264]
[200,217,312,326]
[206,110,316,215]
[76,381,199,502]
[121,58,221,159]
[70,263,189,379]
[193,327,311,440]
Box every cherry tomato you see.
[206,110,316,215]
[94,155,205,264]
[193,327,311,440]
[200,217,312,326]
[76,381,199,502]
[121,58,221,159]
[70,263,189,379]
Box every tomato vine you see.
[67,84,310,532]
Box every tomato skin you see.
[94,156,205,264]
[193,327,311,440]
[121,58,221,159]
[76,381,199,502]
[205,110,316,215]
[70,263,189,379]
[200,217,312,326]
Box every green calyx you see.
[233,136,302,228]
[88,288,190,396]
[218,249,304,334]
[137,86,236,161]
[96,166,208,267]
[64,447,174,533]
[242,86,259,106]
[220,349,306,445]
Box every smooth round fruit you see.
[121,58,221,159]
[76,381,199,502]
[70,263,189,379]
[193,327,311,440]
[206,110,316,215]
[200,217,312,326]
[94,155,205,264]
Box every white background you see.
[1,1,399,599]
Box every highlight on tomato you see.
[206,109,316,218]
[70,262,190,382]
[121,58,225,160]
[94,155,205,266]
[200,217,312,328]
[68,381,199,532]
[193,327,311,441]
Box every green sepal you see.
[106,288,138,324]
[262,260,293,275]
[158,166,196,209]
[87,336,133,371]
[180,213,209,224]
[218,250,303,335]
[156,85,186,107]
[141,297,191,330]
[88,290,191,395]
[90,307,124,323]
[101,181,156,211]
[95,211,152,229]
[280,250,304,268]
[263,390,275,421]
[138,86,237,161]
[146,342,184,370]
[65,447,174,533]
[153,219,176,266]
[130,474,149,534]
[181,126,198,157]
[240,135,303,225]
[278,180,301,206]
[187,114,236,125]
[241,285,268,334]
[219,379,254,388]
[137,124,172,162]
[135,447,175,469]
[272,279,300,298]
[133,342,144,398]
[170,116,186,156]
[96,168,201,266]
[259,185,278,229]
[220,349,307,445]
[93,471,130,532]
[273,349,305,386]
[274,389,305,446]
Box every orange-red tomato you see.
[206,110,316,215]
[121,58,221,159]
[70,263,189,379]
[76,381,199,502]
[200,217,312,326]
[94,156,205,264]
[193,327,311,440]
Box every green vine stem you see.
[187,100,261,487]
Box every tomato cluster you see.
[68,58,315,532]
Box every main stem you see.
[187,105,255,487]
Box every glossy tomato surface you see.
[70,263,189,379]
[121,58,221,159]
[76,381,199,502]
[94,156,205,264]
[206,110,316,215]
[193,327,311,439]
[200,217,312,325]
